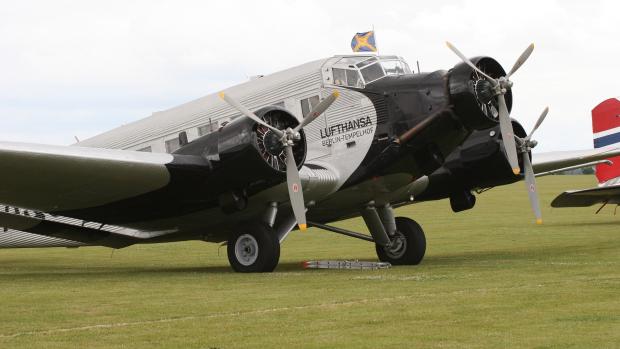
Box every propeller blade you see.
[507,43,535,79]
[285,145,307,231]
[294,91,340,133]
[523,151,542,224]
[218,92,283,136]
[445,42,497,84]
[527,106,549,141]
[497,94,521,175]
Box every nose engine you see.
[448,56,512,131]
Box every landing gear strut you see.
[308,210,427,266]
[362,204,426,265]
[226,206,426,272]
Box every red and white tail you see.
[592,97,620,184]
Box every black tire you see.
[227,222,280,273]
[375,217,426,265]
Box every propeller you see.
[446,42,535,176]
[219,91,340,231]
[516,107,549,225]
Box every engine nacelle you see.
[416,121,527,210]
[174,106,306,211]
[358,56,513,181]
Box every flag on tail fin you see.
[592,97,620,184]
[351,31,377,52]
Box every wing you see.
[0,141,340,248]
[0,141,180,212]
[533,147,620,174]
[551,185,620,207]
[0,141,213,247]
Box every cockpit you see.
[324,55,413,88]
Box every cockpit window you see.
[356,56,378,69]
[327,55,412,87]
[360,63,385,83]
[337,57,366,66]
[333,68,346,86]
[333,67,363,88]
[346,69,363,87]
[381,60,405,75]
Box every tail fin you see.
[592,97,620,184]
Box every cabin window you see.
[300,95,320,117]
[178,131,189,147]
[165,138,181,153]
[137,146,152,152]
[198,121,219,136]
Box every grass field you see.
[1,175,619,348]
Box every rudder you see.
[592,97,620,184]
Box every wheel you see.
[375,217,426,265]
[227,222,280,272]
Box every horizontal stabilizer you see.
[551,185,620,207]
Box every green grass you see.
[1,175,619,348]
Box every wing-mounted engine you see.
[253,107,306,173]
[416,120,528,211]
[175,90,339,228]
[177,106,306,190]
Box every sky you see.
[0,0,618,152]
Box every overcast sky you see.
[0,0,618,151]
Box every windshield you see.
[382,60,406,75]
[328,55,411,87]
[333,68,363,88]
[360,63,385,83]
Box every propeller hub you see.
[497,76,513,91]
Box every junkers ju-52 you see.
[1,43,612,272]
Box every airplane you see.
[551,98,620,212]
[2,43,619,272]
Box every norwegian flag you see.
[592,97,620,184]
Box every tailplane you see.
[592,97,620,184]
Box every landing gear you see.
[375,217,426,265]
[227,223,280,273]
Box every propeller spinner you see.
[219,91,340,231]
